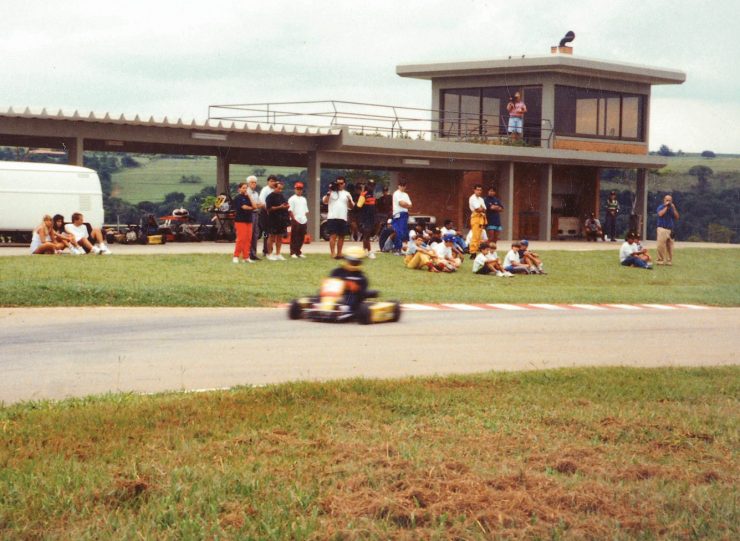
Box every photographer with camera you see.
[656,194,679,266]
[322,176,354,259]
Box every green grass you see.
[1,248,739,307]
[113,157,302,203]
[1,366,737,539]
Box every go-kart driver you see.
[328,246,376,310]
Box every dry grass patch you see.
[0,367,738,539]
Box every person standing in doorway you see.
[506,92,527,142]
[391,181,412,253]
[468,184,487,257]
[246,175,263,261]
[288,182,309,258]
[604,191,620,242]
[656,194,679,266]
[322,176,354,259]
[232,181,254,264]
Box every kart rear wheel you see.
[357,303,372,325]
[288,300,303,320]
[392,301,402,322]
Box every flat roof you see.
[397,54,686,85]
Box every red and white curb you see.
[400,303,711,312]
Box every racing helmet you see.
[342,246,367,271]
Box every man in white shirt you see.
[468,184,487,257]
[620,233,652,269]
[322,176,354,259]
[64,212,111,255]
[259,175,278,257]
[288,182,309,258]
[246,176,264,261]
[432,234,460,271]
[391,181,412,253]
[503,241,530,274]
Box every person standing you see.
[259,175,278,257]
[375,185,392,237]
[232,181,255,264]
[288,182,309,258]
[506,92,527,141]
[604,191,620,241]
[656,194,679,266]
[246,176,263,261]
[468,184,487,257]
[265,181,290,260]
[391,181,412,253]
[356,181,377,258]
[483,186,504,243]
[322,176,354,259]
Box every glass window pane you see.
[621,97,639,138]
[460,91,480,136]
[598,99,606,135]
[576,98,597,134]
[605,97,620,137]
[442,92,459,136]
[482,96,500,135]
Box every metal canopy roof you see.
[396,54,686,85]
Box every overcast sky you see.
[2,0,738,153]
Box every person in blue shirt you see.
[656,194,679,265]
[484,187,504,243]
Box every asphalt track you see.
[1,306,737,404]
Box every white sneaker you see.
[276,254,286,261]
[298,254,306,258]
[91,245,101,255]
[99,245,112,255]
[504,271,514,277]
[245,258,254,264]
[368,252,376,259]
[232,257,240,264]
[266,254,277,261]
[496,271,504,277]
[291,254,298,259]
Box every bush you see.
[179,175,202,184]
[701,150,716,158]
[707,223,734,243]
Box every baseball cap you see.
[443,234,455,242]
[294,182,304,189]
[520,239,529,246]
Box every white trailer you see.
[0,161,104,244]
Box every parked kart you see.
[288,277,401,325]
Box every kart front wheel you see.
[288,300,303,320]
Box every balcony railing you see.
[208,100,552,147]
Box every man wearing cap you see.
[656,194,679,265]
[432,234,461,271]
[288,182,309,258]
[604,191,620,242]
[519,239,545,274]
[506,92,527,141]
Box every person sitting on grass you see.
[64,212,111,254]
[519,239,545,274]
[584,213,605,242]
[473,242,513,277]
[405,235,438,271]
[503,241,530,274]
[634,235,652,265]
[51,214,84,254]
[619,233,652,269]
[29,215,58,254]
[431,234,461,272]
[441,219,468,254]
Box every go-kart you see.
[288,278,401,324]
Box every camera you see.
[329,182,338,192]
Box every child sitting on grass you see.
[472,242,513,277]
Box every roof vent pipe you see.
[551,31,575,55]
